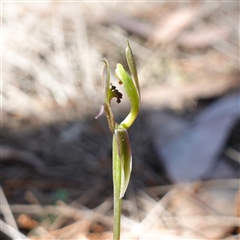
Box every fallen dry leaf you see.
[166,187,238,239]
[179,26,231,49]
[17,214,38,230]
[99,14,154,40]
[141,71,239,109]
[149,6,200,45]
[148,92,240,182]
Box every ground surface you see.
[1,2,239,239]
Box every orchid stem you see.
[113,133,122,240]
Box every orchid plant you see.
[96,40,140,240]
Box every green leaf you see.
[114,128,132,198]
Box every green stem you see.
[112,133,122,240]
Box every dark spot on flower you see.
[110,84,123,103]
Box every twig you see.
[72,5,94,97]
[145,178,240,196]
[0,186,18,230]
[0,219,30,240]
[132,189,177,236]
[162,215,240,227]
[225,147,240,163]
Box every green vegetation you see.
[96,40,140,240]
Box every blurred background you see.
[1,1,239,239]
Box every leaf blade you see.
[115,128,132,198]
